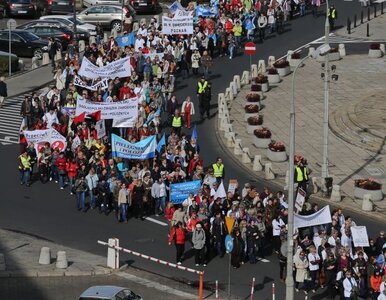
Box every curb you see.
[0,267,112,278]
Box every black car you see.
[3,0,49,18]
[49,0,74,14]
[129,0,156,13]
[0,30,48,58]
[17,22,90,49]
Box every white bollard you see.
[225,87,234,101]
[79,40,86,53]
[89,35,96,45]
[18,59,24,71]
[0,253,5,271]
[380,44,385,55]
[233,75,241,91]
[286,50,294,62]
[267,56,275,67]
[362,194,373,211]
[264,163,275,180]
[257,60,266,74]
[55,251,68,269]
[42,53,50,65]
[103,32,108,43]
[241,70,250,85]
[54,51,62,64]
[218,93,225,105]
[39,247,51,265]
[226,132,235,148]
[251,64,258,78]
[107,238,120,269]
[224,124,233,139]
[242,148,252,164]
[230,82,237,96]
[234,139,243,156]
[338,44,346,57]
[253,155,263,171]
[330,185,341,202]
[308,47,315,57]
[31,57,40,69]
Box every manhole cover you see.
[364,167,384,176]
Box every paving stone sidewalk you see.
[220,53,386,218]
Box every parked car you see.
[0,30,48,58]
[17,21,90,49]
[79,286,143,300]
[49,0,73,14]
[77,4,135,32]
[130,0,156,14]
[3,0,49,18]
[0,50,19,73]
[40,15,97,35]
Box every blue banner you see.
[116,32,136,48]
[170,180,201,204]
[195,5,219,17]
[111,134,157,160]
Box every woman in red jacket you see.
[370,269,382,299]
[55,152,67,190]
[66,158,78,194]
[168,221,186,265]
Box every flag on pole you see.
[156,133,166,153]
[73,112,86,125]
[214,182,226,200]
[88,110,102,122]
[191,125,198,151]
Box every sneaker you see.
[203,264,207,267]
[70,192,73,195]
[304,291,308,295]
[312,289,316,293]
[60,187,64,190]
[55,180,58,183]
[295,289,299,292]
[155,214,159,217]
[177,262,182,265]
[195,264,199,267]
[49,177,53,181]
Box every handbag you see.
[349,278,359,299]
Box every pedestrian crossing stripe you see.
[310,33,386,44]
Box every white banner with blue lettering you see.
[111,134,157,160]
[170,180,201,204]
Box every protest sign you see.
[74,76,109,91]
[228,179,238,194]
[72,136,81,151]
[351,226,370,247]
[24,128,67,152]
[170,180,201,204]
[112,118,136,128]
[76,96,138,120]
[214,182,226,199]
[143,52,164,61]
[78,56,132,79]
[175,9,193,17]
[295,188,306,213]
[111,134,157,160]
[294,205,332,229]
[162,16,193,35]
[96,120,106,139]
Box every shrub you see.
[267,68,278,75]
[254,127,271,138]
[268,141,286,152]
[354,178,382,190]
[244,104,259,113]
[246,93,260,102]
[291,52,301,59]
[251,84,261,92]
[255,74,268,84]
[329,47,339,53]
[273,60,289,68]
[247,115,263,125]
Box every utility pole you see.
[73,0,78,47]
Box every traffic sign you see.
[225,216,235,234]
[244,42,256,55]
[7,19,17,30]
[225,235,233,253]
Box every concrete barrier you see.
[89,35,96,45]
[107,238,120,269]
[103,33,108,43]
[267,56,275,67]
[55,251,68,269]
[0,253,5,271]
[54,50,62,64]
[253,155,263,171]
[31,57,40,69]
[242,148,252,164]
[251,64,258,78]
[233,75,241,91]
[241,70,250,85]
[79,40,86,53]
[39,247,51,265]
[380,44,385,55]
[226,132,236,148]
[218,93,225,105]
[362,194,373,211]
[224,124,233,139]
[330,185,341,202]
[308,47,315,57]
[234,139,243,156]
[230,82,237,96]
[257,60,266,74]
[18,59,24,71]
[338,44,346,57]
[312,177,321,193]
[286,50,294,62]
[264,163,275,180]
[42,53,50,65]
[225,87,234,101]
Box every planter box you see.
[261,82,269,92]
[277,66,291,77]
[267,74,280,84]
[244,112,258,122]
[368,49,382,58]
[290,58,302,69]
[253,136,271,148]
[246,124,262,134]
[267,148,287,162]
[354,187,383,201]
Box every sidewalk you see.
[219,52,386,219]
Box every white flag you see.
[294,205,332,229]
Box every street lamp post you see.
[286,54,312,300]
[322,0,331,187]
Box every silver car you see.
[77,4,135,32]
[79,285,143,300]
[40,15,97,36]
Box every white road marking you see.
[116,271,196,299]
[259,258,270,263]
[145,217,168,226]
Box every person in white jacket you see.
[343,270,358,299]
[181,96,195,129]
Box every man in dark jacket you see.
[48,37,60,70]
[0,76,7,108]
[211,212,225,257]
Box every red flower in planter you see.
[246,93,260,102]
[267,68,278,75]
[251,84,261,92]
[268,141,286,152]
[329,47,339,53]
[370,43,381,50]
[354,178,382,190]
[255,74,268,84]
[273,60,289,68]
[254,127,271,138]
[245,104,259,113]
[291,52,301,59]
[247,115,263,125]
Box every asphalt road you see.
[0,3,382,300]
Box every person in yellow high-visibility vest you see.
[19,151,31,187]
[197,76,208,119]
[294,159,309,193]
[171,109,183,137]
[212,157,225,185]
[328,5,337,30]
